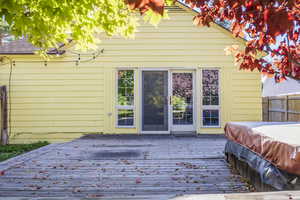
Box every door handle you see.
[169,96,172,105]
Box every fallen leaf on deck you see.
[87,194,104,198]
[0,171,5,176]
[136,178,142,184]
[73,188,81,193]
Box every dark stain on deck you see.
[0,134,250,199]
[93,150,141,158]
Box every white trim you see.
[168,71,172,132]
[140,131,170,134]
[170,70,196,132]
[140,67,198,71]
[140,68,170,71]
[200,68,221,128]
[138,69,142,133]
[116,125,136,129]
[116,105,134,110]
[202,105,219,109]
[202,126,221,128]
[115,69,136,128]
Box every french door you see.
[170,71,195,132]
[141,70,195,133]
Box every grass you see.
[0,141,49,162]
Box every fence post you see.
[285,95,289,121]
[268,97,270,121]
[0,86,8,145]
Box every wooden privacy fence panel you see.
[0,86,8,145]
[263,95,300,122]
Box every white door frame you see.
[139,69,196,134]
[169,70,196,132]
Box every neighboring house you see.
[263,76,300,97]
[0,4,262,143]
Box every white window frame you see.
[116,69,135,128]
[200,68,221,128]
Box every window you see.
[202,69,220,127]
[117,70,134,127]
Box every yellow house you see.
[0,4,262,143]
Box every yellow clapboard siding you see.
[10,91,104,98]
[95,51,230,56]
[233,97,261,101]
[11,97,102,103]
[11,127,104,133]
[11,103,104,109]
[1,6,262,143]
[123,33,228,38]
[99,41,237,46]
[10,81,103,86]
[231,110,262,115]
[12,115,104,121]
[11,120,103,127]
[199,128,224,134]
[11,109,104,116]
[68,57,236,63]
[232,107,262,111]
[10,85,104,92]
[10,66,105,72]
[73,45,234,51]
[11,133,87,143]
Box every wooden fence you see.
[263,95,300,122]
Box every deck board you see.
[172,191,300,200]
[0,134,250,199]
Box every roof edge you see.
[175,1,267,57]
[174,1,247,45]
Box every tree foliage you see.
[0,0,299,81]
[0,0,140,53]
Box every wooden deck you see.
[0,134,251,199]
[173,191,300,200]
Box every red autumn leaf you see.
[126,0,149,10]
[267,73,275,78]
[125,0,165,15]
[136,178,142,184]
[231,22,242,37]
[87,194,104,198]
[263,9,270,22]
[278,76,287,83]
[0,171,5,176]
[292,31,299,41]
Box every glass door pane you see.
[142,71,168,131]
[171,72,194,129]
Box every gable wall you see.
[0,7,262,143]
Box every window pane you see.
[118,70,134,106]
[118,109,134,126]
[172,73,193,125]
[202,70,219,105]
[203,109,219,126]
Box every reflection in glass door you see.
[142,71,169,132]
[171,72,195,131]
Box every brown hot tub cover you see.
[225,122,300,176]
